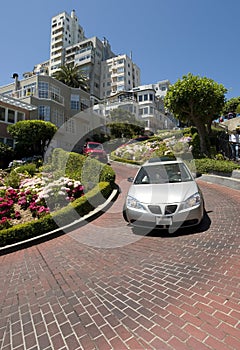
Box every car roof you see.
[143,156,184,166]
[86,141,101,144]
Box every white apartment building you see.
[49,11,140,102]
[93,80,177,134]
[16,10,141,105]
[48,10,116,102]
[100,54,141,99]
[50,10,86,75]
[64,36,115,102]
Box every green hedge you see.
[110,154,142,165]
[0,181,114,247]
[194,158,240,175]
[44,148,115,187]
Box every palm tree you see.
[52,63,89,91]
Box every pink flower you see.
[1,217,10,223]
[15,211,21,219]
[38,206,47,213]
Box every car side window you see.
[134,168,149,184]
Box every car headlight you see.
[181,192,201,209]
[126,195,147,212]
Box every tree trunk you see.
[195,122,210,156]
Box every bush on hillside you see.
[194,158,240,175]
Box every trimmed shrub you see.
[194,158,240,175]
[4,170,21,189]
[15,163,37,177]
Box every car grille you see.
[164,205,177,215]
[148,205,162,214]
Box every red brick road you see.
[0,162,240,349]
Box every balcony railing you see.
[6,89,64,105]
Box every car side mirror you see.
[128,177,134,182]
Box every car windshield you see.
[88,143,103,150]
[134,163,193,184]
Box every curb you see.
[199,174,240,191]
[0,188,119,255]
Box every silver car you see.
[123,157,204,232]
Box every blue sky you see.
[1,0,239,99]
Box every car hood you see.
[128,181,199,204]
[87,149,106,154]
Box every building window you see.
[139,107,148,115]
[71,94,80,110]
[0,106,5,121]
[24,83,36,96]
[17,112,24,122]
[117,67,124,73]
[39,106,50,121]
[50,85,61,102]
[149,94,153,101]
[7,109,15,123]
[6,138,14,147]
[65,119,75,133]
[144,94,148,101]
[117,76,124,82]
[38,82,49,98]
[52,109,64,127]
[138,95,143,102]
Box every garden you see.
[1,126,240,248]
[110,127,240,175]
[0,148,116,247]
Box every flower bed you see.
[0,175,85,230]
[111,134,193,163]
[0,181,113,248]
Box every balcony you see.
[5,89,64,106]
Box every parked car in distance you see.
[8,160,25,168]
[83,141,108,163]
[8,155,43,168]
[123,157,204,232]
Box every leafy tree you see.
[236,104,240,114]
[7,120,57,158]
[164,73,227,155]
[221,97,240,117]
[52,63,89,91]
[107,108,144,138]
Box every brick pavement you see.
[0,163,240,350]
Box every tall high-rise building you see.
[100,54,141,100]
[48,10,139,102]
[64,36,115,103]
[50,10,86,75]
